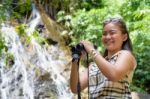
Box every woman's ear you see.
[123,33,128,41]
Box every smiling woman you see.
[70,17,137,98]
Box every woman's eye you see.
[110,30,116,35]
[102,30,117,36]
[102,32,107,36]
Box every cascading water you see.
[0,6,73,99]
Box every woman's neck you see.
[107,50,121,59]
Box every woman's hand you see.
[81,40,95,54]
[80,50,87,60]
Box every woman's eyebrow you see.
[103,29,117,32]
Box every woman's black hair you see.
[103,17,133,57]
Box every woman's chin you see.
[106,46,114,50]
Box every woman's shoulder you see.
[119,50,137,69]
[119,50,135,58]
[118,50,136,60]
[109,50,133,60]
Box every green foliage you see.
[77,0,105,10]
[70,9,105,48]
[131,30,150,93]
[15,24,46,45]
[0,0,31,22]
[15,24,27,36]
[0,32,7,56]
[12,0,31,20]
[15,24,32,45]
[0,0,12,22]
[5,52,14,69]
[0,31,11,71]
[31,31,46,45]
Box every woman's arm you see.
[93,50,136,81]
[70,61,88,93]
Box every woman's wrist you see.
[90,49,99,59]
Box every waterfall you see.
[0,6,73,99]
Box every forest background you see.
[0,0,150,94]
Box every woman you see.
[70,17,137,98]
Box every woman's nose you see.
[105,34,111,39]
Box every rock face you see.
[0,6,73,98]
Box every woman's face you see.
[102,23,127,53]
